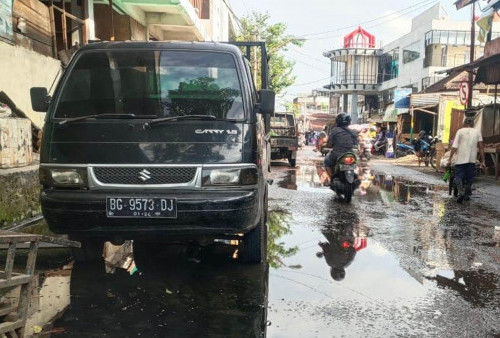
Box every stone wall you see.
[0,43,61,127]
[0,166,40,227]
[0,117,33,168]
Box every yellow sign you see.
[443,100,464,143]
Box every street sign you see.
[459,80,469,106]
[394,88,412,109]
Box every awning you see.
[410,93,441,107]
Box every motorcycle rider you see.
[448,116,485,203]
[373,126,387,154]
[324,113,358,182]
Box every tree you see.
[236,12,303,93]
[284,101,300,116]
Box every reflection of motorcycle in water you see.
[317,211,368,281]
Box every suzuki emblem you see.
[138,169,151,182]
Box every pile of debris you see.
[0,92,42,169]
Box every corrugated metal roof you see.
[410,93,441,107]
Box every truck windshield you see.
[54,50,244,120]
[271,115,294,128]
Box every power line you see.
[289,46,331,65]
[291,58,329,72]
[222,0,242,30]
[296,0,439,41]
[296,0,438,38]
[289,76,331,87]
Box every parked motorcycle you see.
[329,152,359,203]
[412,135,438,168]
[396,142,415,157]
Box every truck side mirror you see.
[30,87,50,112]
[258,89,275,115]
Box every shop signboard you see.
[394,88,412,113]
[0,0,13,41]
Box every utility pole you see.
[468,2,476,109]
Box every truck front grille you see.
[93,167,197,185]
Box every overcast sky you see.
[229,0,473,106]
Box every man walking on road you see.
[449,116,485,203]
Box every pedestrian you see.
[448,116,486,203]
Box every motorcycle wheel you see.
[430,152,437,169]
[343,183,353,203]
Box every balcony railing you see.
[330,75,379,86]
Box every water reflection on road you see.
[11,161,500,336]
[57,247,269,337]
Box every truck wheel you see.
[69,235,104,262]
[242,201,267,264]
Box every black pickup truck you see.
[270,112,299,167]
[30,41,275,263]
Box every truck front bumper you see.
[41,188,260,238]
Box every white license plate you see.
[106,197,177,218]
[339,164,356,171]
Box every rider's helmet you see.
[331,267,346,281]
[336,113,351,127]
[464,116,475,126]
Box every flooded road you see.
[10,151,500,337]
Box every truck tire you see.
[242,192,267,264]
[69,235,104,262]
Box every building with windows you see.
[0,0,238,126]
[323,26,380,123]
[377,3,500,104]
[324,3,500,123]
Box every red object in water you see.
[344,26,376,48]
[354,238,367,251]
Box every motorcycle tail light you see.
[343,156,355,165]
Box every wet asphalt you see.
[16,147,500,337]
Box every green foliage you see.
[284,102,300,116]
[236,12,303,93]
[267,209,299,268]
[168,77,239,116]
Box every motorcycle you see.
[359,138,372,161]
[412,135,438,168]
[395,142,416,157]
[329,152,359,203]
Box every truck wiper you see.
[58,113,140,125]
[146,114,219,127]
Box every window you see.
[403,41,421,64]
[425,30,476,47]
[378,48,399,83]
[55,50,243,120]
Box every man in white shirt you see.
[449,116,485,203]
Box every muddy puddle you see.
[1,163,499,336]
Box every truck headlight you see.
[40,168,88,187]
[202,167,258,186]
